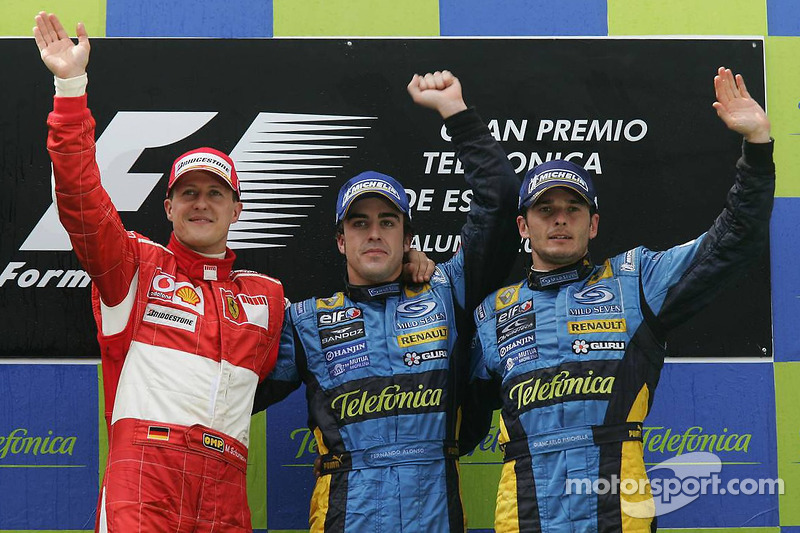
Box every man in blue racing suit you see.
[469,67,774,532]
[253,70,520,531]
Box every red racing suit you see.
[47,94,284,532]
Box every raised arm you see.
[35,12,137,308]
[408,70,520,313]
[642,67,774,332]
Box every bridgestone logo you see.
[142,303,197,332]
[175,153,232,179]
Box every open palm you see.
[33,12,90,79]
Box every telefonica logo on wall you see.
[643,426,751,456]
[0,428,77,460]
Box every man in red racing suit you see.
[35,13,285,532]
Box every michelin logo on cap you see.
[529,170,589,193]
[342,179,401,204]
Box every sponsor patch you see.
[148,269,204,313]
[572,339,627,354]
[320,321,366,348]
[294,300,308,316]
[317,293,344,310]
[586,260,613,285]
[203,264,218,281]
[496,299,533,325]
[397,312,446,331]
[573,285,615,305]
[202,432,225,453]
[567,318,626,334]
[397,299,436,318]
[495,285,520,310]
[403,283,430,298]
[539,271,579,287]
[621,250,636,272]
[496,313,536,344]
[505,347,539,371]
[403,349,448,366]
[329,354,371,378]
[476,302,486,322]
[147,426,170,441]
[504,360,619,414]
[397,326,449,348]
[325,340,368,363]
[530,169,589,192]
[369,283,400,297]
[220,289,270,329]
[499,333,535,358]
[431,268,447,285]
[143,303,198,332]
[568,283,623,316]
[318,307,362,327]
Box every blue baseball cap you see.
[519,160,597,212]
[335,171,411,224]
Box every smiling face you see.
[164,171,242,255]
[518,187,599,271]
[336,196,411,285]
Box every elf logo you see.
[20,111,374,253]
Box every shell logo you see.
[176,286,201,305]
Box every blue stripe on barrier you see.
[107,0,273,37]
[439,0,607,36]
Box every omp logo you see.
[20,111,375,253]
[202,433,225,453]
[573,285,614,305]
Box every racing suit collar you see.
[167,233,236,281]
[344,277,402,301]
[527,253,594,290]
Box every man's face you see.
[337,196,411,285]
[164,171,242,255]
[518,187,599,271]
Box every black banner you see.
[0,38,769,358]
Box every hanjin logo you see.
[19,111,375,253]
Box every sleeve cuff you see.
[54,73,88,97]
[444,108,489,145]
[742,139,774,170]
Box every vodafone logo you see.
[148,269,204,314]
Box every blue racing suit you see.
[253,108,520,532]
[469,140,775,533]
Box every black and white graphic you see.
[0,38,770,358]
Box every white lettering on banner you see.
[0,262,90,288]
[410,235,462,253]
[439,119,528,142]
[20,111,375,254]
[405,188,473,212]
[508,152,603,175]
[535,119,648,142]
